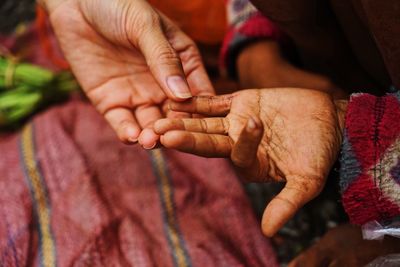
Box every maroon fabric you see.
[0,100,278,267]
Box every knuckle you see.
[199,119,208,132]
[147,45,180,68]
[157,46,180,63]
[179,43,201,61]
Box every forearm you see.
[236,40,347,99]
[223,1,347,98]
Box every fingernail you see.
[128,137,138,143]
[167,76,192,99]
[143,143,157,150]
[247,118,257,131]
[126,127,139,143]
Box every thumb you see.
[136,15,192,101]
[261,177,323,237]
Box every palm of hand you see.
[47,0,213,147]
[227,89,340,182]
[155,88,343,236]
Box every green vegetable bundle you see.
[0,57,79,128]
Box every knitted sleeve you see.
[220,0,284,79]
[340,92,400,225]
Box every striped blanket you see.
[0,100,277,267]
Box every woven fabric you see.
[220,0,283,78]
[340,93,400,225]
[0,100,278,267]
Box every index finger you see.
[169,95,233,116]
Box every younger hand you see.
[42,0,214,148]
[155,88,346,236]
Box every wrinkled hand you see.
[42,0,214,148]
[155,88,347,236]
[289,224,400,267]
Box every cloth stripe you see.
[19,123,57,267]
[149,149,192,267]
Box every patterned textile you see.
[340,93,400,225]
[220,0,283,78]
[0,100,278,267]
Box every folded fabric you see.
[0,100,277,267]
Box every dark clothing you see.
[250,0,400,93]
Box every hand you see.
[154,88,347,236]
[289,224,400,267]
[41,0,214,148]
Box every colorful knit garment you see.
[340,92,400,225]
[220,0,283,78]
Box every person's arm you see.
[222,0,347,99]
[38,0,214,148]
[221,0,283,80]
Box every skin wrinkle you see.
[179,46,203,74]
[147,45,181,70]
[206,97,214,115]
[221,118,229,135]
[199,118,209,133]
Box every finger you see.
[135,106,163,149]
[139,128,159,150]
[154,118,229,135]
[135,14,192,100]
[169,95,233,116]
[261,177,323,237]
[165,25,215,96]
[104,108,141,144]
[159,13,215,97]
[162,101,191,119]
[168,111,192,119]
[160,131,232,157]
[232,117,264,169]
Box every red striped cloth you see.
[0,100,278,267]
